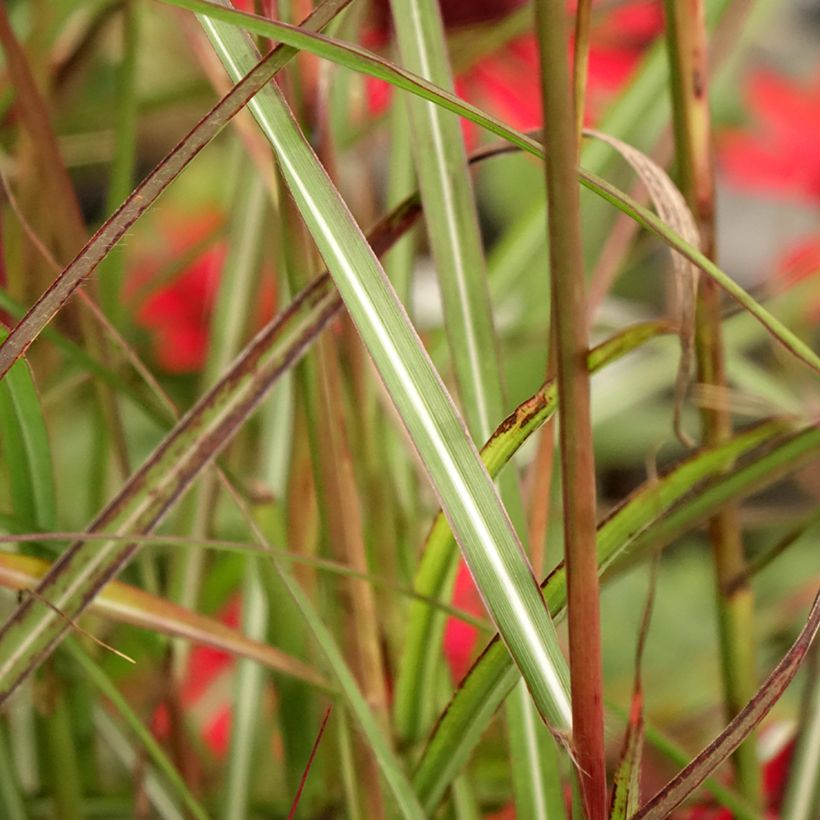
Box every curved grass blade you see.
[198,0,573,743]
[634,592,820,820]
[158,0,820,380]
[412,420,820,810]
[0,0,353,382]
[0,334,56,531]
[0,550,329,689]
[394,321,671,742]
[584,129,700,446]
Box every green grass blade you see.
[0,333,56,531]
[99,0,141,327]
[388,0,502,443]
[412,420,820,810]
[386,5,546,802]
[394,322,670,742]
[198,0,572,744]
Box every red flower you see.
[772,235,820,323]
[776,235,820,289]
[719,70,820,202]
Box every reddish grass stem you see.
[534,1,606,816]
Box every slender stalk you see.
[534,2,605,816]
[663,1,761,806]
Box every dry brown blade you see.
[584,129,701,447]
[635,591,820,819]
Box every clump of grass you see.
[0,1,816,818]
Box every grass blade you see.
[0,550,328,689]
[385,4,548,808]
[608,558,658,820]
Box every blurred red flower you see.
[719,70,820,202]
[126,210,225,374]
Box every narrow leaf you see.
[0,337,56,531]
